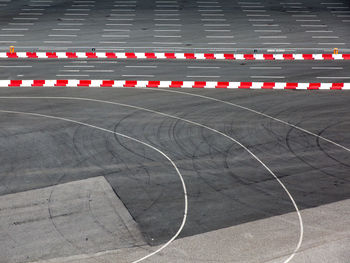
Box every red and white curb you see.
[1,80,349,90]
[1,52,350,60]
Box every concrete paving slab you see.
[0,176,146,263]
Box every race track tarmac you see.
[0,87,349,249]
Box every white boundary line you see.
[0,97,304,263]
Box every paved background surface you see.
[1,60,350,82]
[0,0,349,262]
[0,87,349,261]
[0,0,349,52]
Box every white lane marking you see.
[187,66,220,69]
[259,36,287,38]
[255,29,282,32]
[206,36,234,38]
[9,23,34,25]
[250,67,282,69]
[312,67,343,69]
[125,66,158,68]
[0,107,187,263]
[306,30,333,32]
[0,65,32,68]
[186,75,220,77]
[55,74,89,77]
[122,75,155,77]
[250,75,285,78]
[64,65,94,68]
[83,70,114,72]
[316,76,350,79]
[312,36,339,38]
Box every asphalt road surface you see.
[0,0,349,262]
[1,88,349,248]
[1,59,350,82]
[0,0,349,52]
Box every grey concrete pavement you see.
[0,59,350,82]
[0,0,349,52]
[24,198,350,263]
[0,176,146,263]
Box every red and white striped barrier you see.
[1,52,350,60]
[0,80,349,90]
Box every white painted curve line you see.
[0,96,304,263]
[0,108,188,263]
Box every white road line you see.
[250,67,282,69]
[9,23,34,25]
[83,70,114,72]
[0,65,32,68]
[125,66,158,68]
[317,76,350,79]
[63,65,94,68]
[0,106,188,263]
[205,29,231,32]
[122,75,155,77]
[186,75,220,77]
[187,66,220,69]
[312,67,343,69]
[312,36,338,38]
[251,75,285,78]
[56,74,89,76]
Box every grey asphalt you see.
[0,87,349,248]
[0,0,349,52]
[1,59,350,82]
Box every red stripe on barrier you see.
[262,82,275,89]
[283,54,294,60]
[55,80,68,86]
[331,83,343,90]
[239,82,252,89]
[322,54,334,60]
[285,83,298,89]
[224,54,235,60]
[100,80,114,87]
[106,52,117,58]
[32,80,45,87]
[244,54,255,60]
[204,53,215,59]
[86,52,98,58]
[185,53,195,59]
[6,52,18,58]
[9,80,22,87]
[145,52,157,59]
[303,54,314,60]
[342,54,350,60]
[26,52,38,58]
[216,82,229,88]
[170,81,183,88]
[46,52,58,58]
[165,53,176,59]
[308,83,320,90]
[193,81,206,88]
[124,80,137,87]
[66,52,78,58]
[78,80,91,87]
[263,54,275,60]
[147,80,160,87]
[125,52,137,59]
